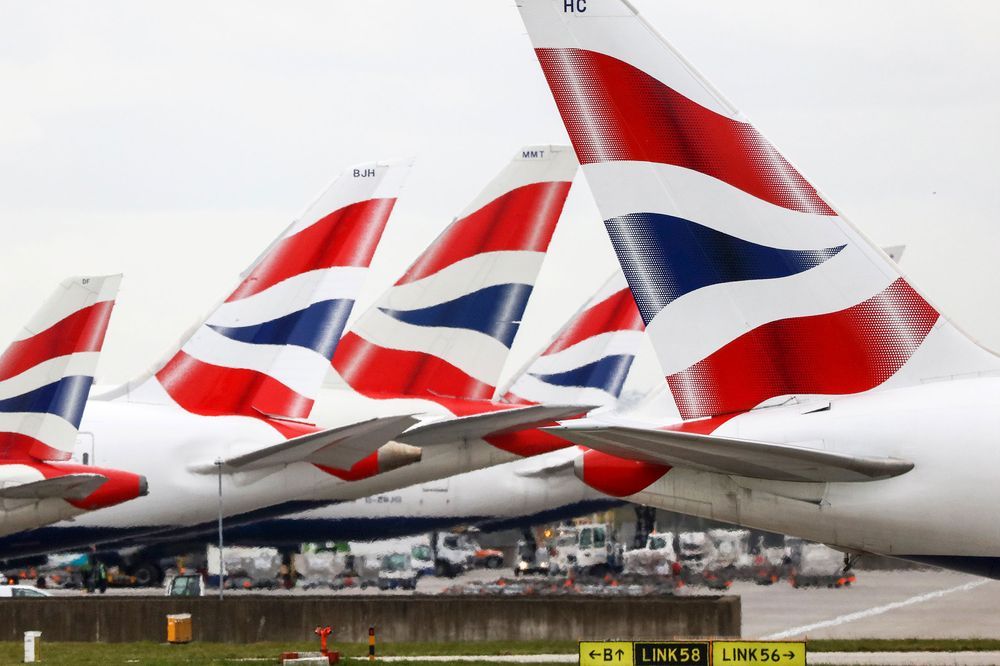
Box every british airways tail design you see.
[519,0,1000,578]
[499,271,643,408]
[517,0,1000,418]
[116,161,411,419]
[333,146,577,402]
[0,276,121,461]
[0,275,148,536]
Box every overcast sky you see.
[1,1,999,400]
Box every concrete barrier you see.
[0,595,740,643]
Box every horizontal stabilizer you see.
[200,415,420,473]
[544,424,913,483]
[399,404,593,447]
[0,473,108,500]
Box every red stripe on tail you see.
[546,287,644,355]
[396,181,570,285]
[668,279,939,419]
[0,301,114,383]
[156,351,313,419]
[228,198,396,301]
[535,48,835,216]
[333,332,495,402]
[0,433,67,462]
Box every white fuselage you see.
[0,388,541,556]
[616,377,1000,561]
[219,448,617,545]
[288,448,608,525]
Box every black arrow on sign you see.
[783,652,795,659]
[589,651,600,659]
[615,649,625,659]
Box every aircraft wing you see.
[0,474,108,500]
[398,404,594,447]
[543,424,914,483]
[204,415,420,473]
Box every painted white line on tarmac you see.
[762,579,988,640]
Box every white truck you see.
[624,531,676,577]
[432,532,476,577]
[551,523,623,576]
[677,532,713,575]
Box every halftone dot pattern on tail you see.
[147,162,408,420]
[536,48,835,216]
[334,147,577,403]
[501,272,644,409]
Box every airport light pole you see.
[215,458,224,600]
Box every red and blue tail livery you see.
[0,275,120,462]
[500,271,644,408]
[334,145,577,402]
[121,160,411,420]
[517,0,1000,419]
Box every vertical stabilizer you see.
[517,0,1000,419]
[333,146,578,402]
[120,160,411,419]
[0,275,121,460]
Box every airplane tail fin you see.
[498,270,644,408]
[116,160,411,419]
[333,145,577,402]
[0,275,121,461]
[517,0,1000,419]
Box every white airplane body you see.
[220,448,621,545]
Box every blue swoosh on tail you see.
[529,354,634,398]
[209,299,355,359]
[0,375,93,427]
[380,283,533,348]
[605,212,845,324]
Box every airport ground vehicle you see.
[165,574,205,597]
[704,529,753,585]
[550,527,580,574]
[752,541,786,586]
[624,531,676,577]
[378,553,418,590]
[520,0,1000,578]
[410,543,434,577]
[788,544,855,588]
[433,533,475,577]
[677,533,712,575]
[514,539,551,576]
[556,523,623,576]
[474,547,505,569]
[0,585,51,598]
[330,554,377,591]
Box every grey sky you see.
[1,1,998,400]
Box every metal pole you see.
[216,458,224,600]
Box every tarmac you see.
[738,569,999,639]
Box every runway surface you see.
[740,569,999,639]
